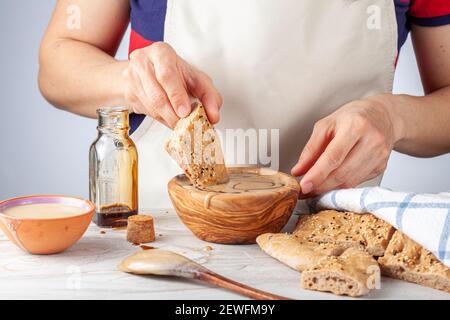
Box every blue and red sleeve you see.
[128,0,169,133]
[408,0,450,26]
[129,0,168,55]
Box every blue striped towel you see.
[307,187,450,267]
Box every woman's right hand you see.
[122,42,222,128]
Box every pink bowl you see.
[0,195,94,254]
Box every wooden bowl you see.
[0,195,94,254]
[168,167,300,244]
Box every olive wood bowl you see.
[168,167,300,244]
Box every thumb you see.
[186,71,222,124]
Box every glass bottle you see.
[89,107,138,228]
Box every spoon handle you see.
[197,271,290,300]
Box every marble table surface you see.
[0,209,448,300]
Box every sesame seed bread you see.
[294,210,395,256]
[301,248,379,297]
[257,211,449,296]
[378,230,450,293]
[256,233,345,271]
[165,101,229,187]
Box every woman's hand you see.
[122,42,222,128]
[291,95,404,197]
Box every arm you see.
[39,0,130,118]
[391,24,450,156]
[39,0,222,125]
[292,24,450,196]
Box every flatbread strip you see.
[294,210,395,256]
[301,248,379,297]
[165,101,229,187]
[256,233,379,297]
[378,231,450,293]
[256,233,344,272]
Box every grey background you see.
[1,0,449,201]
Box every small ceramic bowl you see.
[168,167,300,244]
[0,195,94,254]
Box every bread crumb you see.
[140,245,155,250]
[113,226,127,231]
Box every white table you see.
[0,209,448,300]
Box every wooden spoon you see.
[119,249,290,300]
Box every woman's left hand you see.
[291,95,403,197]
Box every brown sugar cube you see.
[127,215,155,244]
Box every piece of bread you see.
[256,233,344,271]
[378,231,450,292]
[126,215,155,244]
[301,248,380,297]
[165,101,229,187]
[294,210,395,256]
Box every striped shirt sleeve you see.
[408,0,450,26]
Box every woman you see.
[39,0,450,208]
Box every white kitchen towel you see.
[307,187,450,267]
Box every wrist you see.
[368,94,407,145]
[103,59,130,108]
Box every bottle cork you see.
[126,214,155,244]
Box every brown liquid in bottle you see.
[89,107,138,228]
[94,204,137,228]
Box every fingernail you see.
[291,163,301,175]
[301,181,314,194]
[178,105,190,118]
[212,107,220,122]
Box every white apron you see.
[131,0,398,209]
